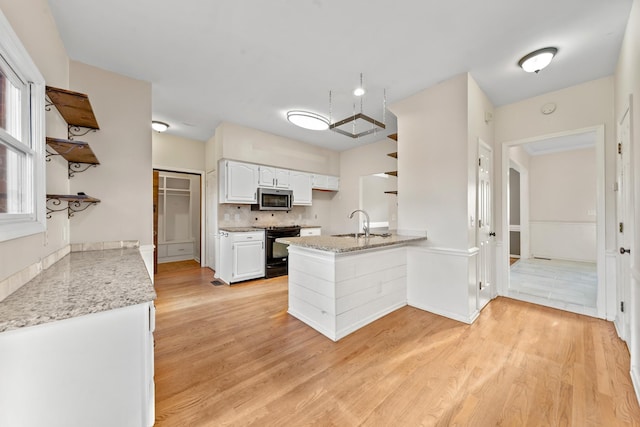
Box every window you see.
[0,11,45,242]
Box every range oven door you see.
[265,228,299,278]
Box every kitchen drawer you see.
[167,242,193,256]
[230,231,264,242]
[300,227,321,236]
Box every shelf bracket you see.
[68,124,97,140]
[68,162,97,178]
[46,197,100,219]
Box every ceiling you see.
[47,0,632,151]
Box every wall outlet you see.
[224,213,230,221]
[234,213,240,222]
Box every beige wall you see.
[331,138,398,235]
[0,1,70,284]
[215,121,340,175]
[68,61,153,245]
[390,73,469,249]
[152,132,205,172]
[529,147,596,223]
[495,77,615,249]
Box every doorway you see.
[501,126,606,318]
[153,168,204,271]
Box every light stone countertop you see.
[277,233,427,253]
[219,227,263,232]
[0,249,156,333]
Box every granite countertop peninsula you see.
[277,233,427,253]
[0,249,156,333]
[219,226,263,232]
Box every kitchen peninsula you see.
[278,233,427,341]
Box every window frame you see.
[0,10,46,242]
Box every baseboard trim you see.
[409,301,478,324]
[632,366,640,408]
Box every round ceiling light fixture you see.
[286,110,329,131]
[518,47,558,73]
[151,121,170,132]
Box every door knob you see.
[620,247,631,254]
[489,232,496,237]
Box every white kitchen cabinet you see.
[0,302,155,427]
[290,171,313,206]
[220,160,259,203]
[258,166,290,189]
[312,174,340,191]
[300,227,321,236]
[219,230,265,283]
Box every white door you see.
[477,140,494,311]
[206,171,218,271]
[616,107,633,342]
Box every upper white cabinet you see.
[258,166,290,189]
[290,171,313,206]
[312,174,340,191]
[220,160,259,204]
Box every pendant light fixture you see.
[329,73,386,139]
[518,47,558,73]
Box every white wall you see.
[0,1,70,287]
[68,61,153,246]
[152,132,205,172]
[530,147,596,222]
[495,77,615,250]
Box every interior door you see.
[616,107,632,342]
[477,140,493,311]
[153,170,159,274]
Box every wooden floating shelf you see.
[385,171,398,177]
[46,194,101,218]
[384,191,398,195]
[388,133,398,141]
[46,137,100,165]
[46,86,100,130]
[387,152,398,159]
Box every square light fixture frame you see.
[329,112,386,138]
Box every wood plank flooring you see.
[153,264,640,426]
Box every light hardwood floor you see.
[154,264,640,426]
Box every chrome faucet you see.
[348,209,370,238]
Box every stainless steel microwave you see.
[252,188,293,211]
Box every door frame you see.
[500,125,606,318]
[153,165,206,267]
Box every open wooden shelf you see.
[388,133,398,141]
[46,137,100,164]
[46,194,101,218]
[385,171,398,177]
[387,152,398,159]
[46,86,100,130]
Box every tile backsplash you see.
[219,205,316,228]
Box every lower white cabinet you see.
[0,302,155,427]
[219,230,265,283]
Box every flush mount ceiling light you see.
[329,73,386,139]
[151,121,169,132]
[286,110,329,131]
[518,47,558,73]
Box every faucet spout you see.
[348,209,370,237]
